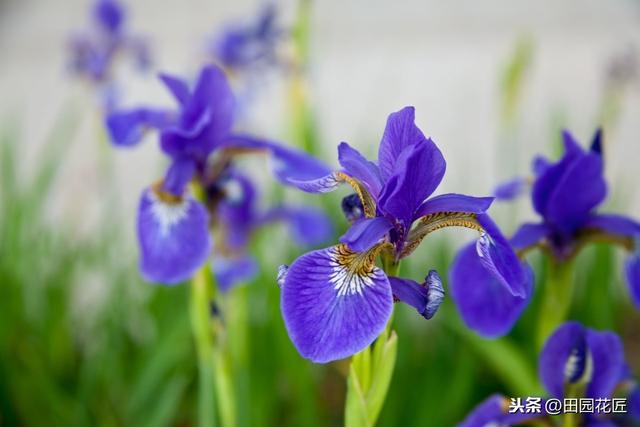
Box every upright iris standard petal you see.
[159,73,191,106]
[377,106,429,180]
[415,193,494,218]
[137,188,212,285]
[339,217,393,253]
[378,139,446,225]
[214,255,258,292]
[544,151,607,234]
[281,245,393,363]
[450,242,532,337]
[106,108,174,146]
[388,270,444,320]
[337,142,383,197]
[94,0,124,34]
[510,222,550,251]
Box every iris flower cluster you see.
[277,106,532,363]
[106,64,332,286]
[459,321,640,427]
[68,0,150,91]
[461,130,640,337]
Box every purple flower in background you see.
[106,64,332,285]
[211,170,332,291]
[68,0,151,91]
[497,130,640,307]
[278,106,531,363]
[459,321,640,427]
[210,4,284,75]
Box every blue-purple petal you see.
[94,0,124,34]
[585,328,625,399]
[378,138,446,225]
[159,72,191,106]
[137,188,212,284]
[281,245,393,363]
[162,157,196,196]
[377,106,429,180]
[337,142,382,197]
[389,270,444,320]
[415,193,494,218]
[457,395,537,427]
[339,217,392,253]
[262,206,334,247]
[106,108,174,147]
[625,252,640,307]
[493,177,527,201]
[214,255,258,292]
[584,213,640,238]
[450,242,532,337]
[510,222,550,252]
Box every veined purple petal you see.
[625,252,640,307]
[378,138,446,225]
[137,188,211,284]
[476,214,528,298]
[339,217,392,253]
[162,157,196,196]
[585,328,625,399]
[450,242,532,338]
[510,222,550,252]
[377,106,429,180]
[538,322,625,399]
[159,72,191,106]
[281,245,393,363]
[493,177,527,201]
[214,255,258,292]
[389,270,444,320]
[106,108,174,146]
[261,206,334,247]
[415,193,494,218]
[584,213,640,238]
[337,142,382,197]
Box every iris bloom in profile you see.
[459,321,640,427]
[209,4,284,76]
[106,64,332,285]
[494,130,640,306]
[278,106,532,363]
[68,0,150,89]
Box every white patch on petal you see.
[148,191,190,237]
[328,245,376,297]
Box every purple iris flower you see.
[459,321,640,427]
[210,4,284,75]
[211,170,332,291]
[68,0,150,87]
[499,130,640,306]
[106,64,332,285]
[278,106,531,363]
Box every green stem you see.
[536,258,576,349]
[189,265,218,427]
[344,261,400,427]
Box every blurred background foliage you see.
[1,0,640,426]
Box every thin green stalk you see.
[189,265,218,427]
[344,259,399,427]
[536,258,576,348]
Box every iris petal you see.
[625,252,640,307]
[510,222,550,252]
[337,142,382,197]
[281,245,393,363]
[585,328,625,399]
[339,217,392,253]
[106,108,174,147]
[214,255,258,292]
[388,270,444,320]
[261,206,334,247]
[137,188,212,284]
[415,193,493,218]
[450,242,532,338]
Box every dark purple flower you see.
[68,0,151,87]
[459,321,637,426]
[106,64,333,284]
[504,129,640,308]
[280,106,529,362]
[211,4,284,74]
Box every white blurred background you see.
[1,0,639,239]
